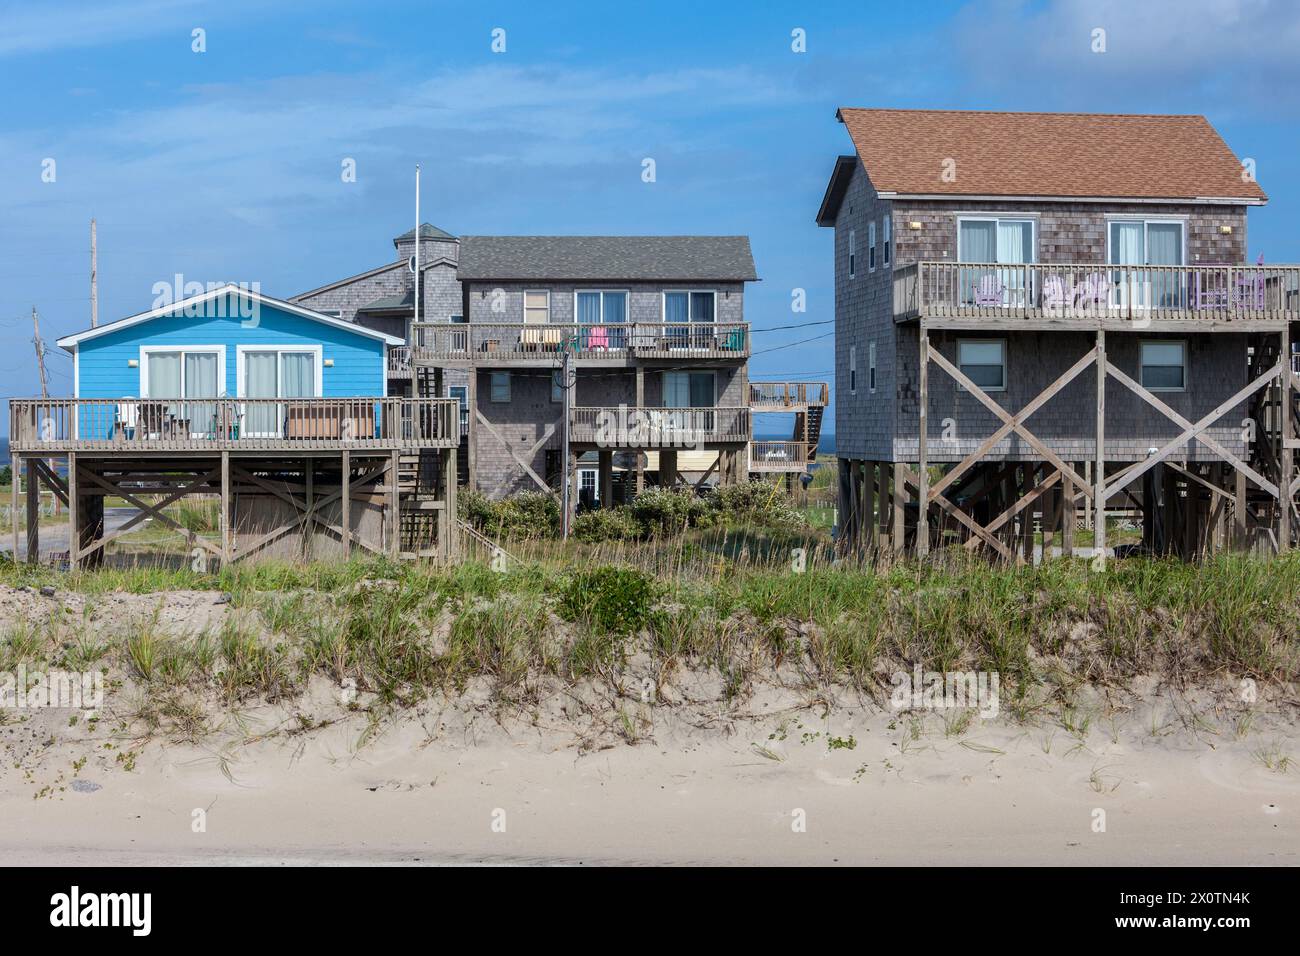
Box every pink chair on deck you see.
[586,325,609,350]
[973,274,1005,306]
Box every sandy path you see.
[2,700,1295,866]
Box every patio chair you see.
[1041,274,1067,311]
[973,274,1004,306]
[115,400,139,441]
[1076,272,1111,311]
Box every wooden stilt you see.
[1094,330,1106,569]
[341,450,351,559]
[10,457,19,562]
[598,449,613,508]
[892,462,906,553]
[635,367,645,495]
[1280,325,1293,552]
[445,446,459,560]
[864,460,877,550]
[1234,465,1247,550]
[67,453,78,571]
[220,451,231,567]
[1062,465,1076,556]
[389,450,400,559]
[303,457,314,558]
[917,328,930,558]
[25,459,39,565]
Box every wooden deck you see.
[894,261,1300,331]
[569,405,750,447]
[410,321,750,365]
[8,397,460,454]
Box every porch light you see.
[127,359,139,367]
[907,221,923,230]
[1219,225,1233,235]
[324,358,335,367]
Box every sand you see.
[2,677,1297,866]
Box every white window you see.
[958,217,1035,307]
[849,345,857,394]
[882,216,891,266]
[524,291,549,324]
[958,339,1006,392]
[579,467,599,503]
[140,346,223,399]
[574,290,628,324]
[662,290,716,323]
[317,309,343,319]
[236,346,322,398]
[1140,340,1186,391]
[868,341,877,393]
[868,221,877,272]
[490,372,510,402]
[1109,219,1185,308]
[848,230,856,279]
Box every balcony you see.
[410,321,750,364]
[387,345,412,379]
[569,406,750,446]
[749,440,811,472]
[893,261,1300,329]
[8,397,460,453]
[749,381,829,409]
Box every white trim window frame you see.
[848,229,856,279]
[849,345,857,395]
[882,215,891,267]
[868,220,877,272]
[956,215,1037,308]
[1106,217,1188,310]
[868,341,877,393]
[957,338,1007,393]
[523,290,550,324]
[1139,339,1187,392]
[138,344,227,439]
[573,289,629,350]
[448,384,469,431]
[662,289,717,350]
[234,344,324,439]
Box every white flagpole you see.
[413,164,421,338]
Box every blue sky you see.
[2,0,1299,430]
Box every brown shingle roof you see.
[836,108,1266,202]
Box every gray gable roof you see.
[395,223,457,242]
[457,236,757,281]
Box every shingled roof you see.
[457,236,757,281]
[819,109,1265,220]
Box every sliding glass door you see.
[1110,220,1184,308]
[143,348,220,438]
[241,349,318,437]
[958,219,1033,307]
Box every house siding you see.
[74,297,386,400]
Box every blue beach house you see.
[55,284,403,443]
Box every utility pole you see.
[413,165,420,342]
[560,346,572,539]
[31,306,48,399]
[90,218,98,328]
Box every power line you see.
[749,318,833,333]
[752,332,834,355]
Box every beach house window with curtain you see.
[1110,219,1184,308]
[141,346,221,437]
[958,218,1034,307]
[238,346,320,436]
[576,290,627,348]
[664,290,715,349]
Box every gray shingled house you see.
[818,108,1299,561]
[410,236,761,507]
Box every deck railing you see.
[8,397,459,452]
[749,381,829,408]
[749,440,810,471]
[570,405,750,446]
[387,346,412,378]
[893,261,1300,321]
[410,321,749,361]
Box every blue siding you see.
[75,294,386,400]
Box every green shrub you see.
[629,488,712,536]
[459,489,561,539]
[709,480,808,531]
[557,566,660,636]
[572,508,641,542]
